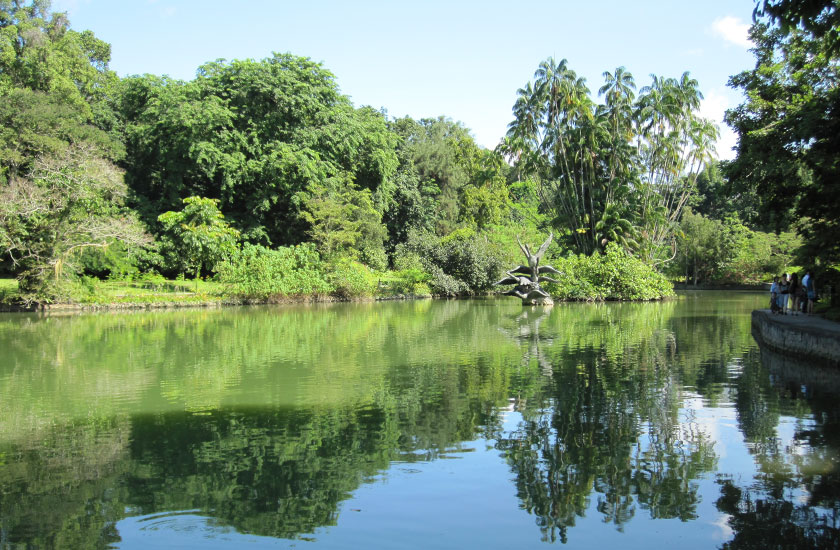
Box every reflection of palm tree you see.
[497,342,718,543]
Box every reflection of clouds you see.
[713,513,734,541]
[684,395,737,460]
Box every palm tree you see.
[505,59,713,261]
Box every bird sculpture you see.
[494,232,560,305]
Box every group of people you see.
[770,270,816,315]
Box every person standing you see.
[789,272,800,315]
[803,270,816,315]
[779,273,789,314]
[770,276,780,313]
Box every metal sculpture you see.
[494,232,560,305]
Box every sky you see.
[53,0,759,160]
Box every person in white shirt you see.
[770,276,780,314]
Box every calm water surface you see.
[1,292,838,549]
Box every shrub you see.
[390,268,432,295]
[392,245,425,271]
[328,259,378,298]
[216,243,332,299]
[399,229,504,295]
[544,243,673,301]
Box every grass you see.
[76,277,226,305]
[0,276,228,307]
[0,278,19,302]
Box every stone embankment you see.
[752,309,840,367]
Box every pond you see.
[0,292,838,549]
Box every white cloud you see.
[711,16,753,48]
[700,88,738,160]
[716,127,739,160]
[699,89,729,123]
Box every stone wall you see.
[751,309,840,367]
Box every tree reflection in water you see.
[497,339,717,543]
[3,295,840,547]
[717,346,840,550]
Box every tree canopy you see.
[117,55,399,247]
[726,0,840,272]
[503,58,716,261]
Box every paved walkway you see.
[752,309,840,367]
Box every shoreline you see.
[0,290,683,314]
[0,293,438,313]
[751,309,840,367]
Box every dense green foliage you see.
[670,207,801,285]
[395,228,505,296]
[503,58,717,262]
[216,243,332,299]
[117,57,399,246]
[725,0,840,295]
[2,0,762,303]
[546,243,674,300]
[157,196,239,279]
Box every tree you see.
[726,2,840,273]
[390,116,484,235]
[118,54,399,247]
[301,178,388,269]
[672,209,802,285]
[157,196,240,280]
[0,1,121,182]
[0,87,121,182]
[0,0,115,107]
[504,58,716,260]
[0,144,149,296]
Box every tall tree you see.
[0,0,120,182]
[504,58,715,259]
[726,1,840,272]
[390,116,482,235]
[117,54,399,246]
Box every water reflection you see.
[715,344,840,550]
[0,293,838,548]
[497,304,719,543]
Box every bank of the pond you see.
[752,309,840,367]
[0,292,442,313]
[0,290,680,313]
[674,283,770,291]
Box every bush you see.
[390,268,432,295]
[216,243,332,299]
[328,259,378,298]
[399,229,504,295]
[544,243,673,301]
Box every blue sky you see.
[54,0,758,159]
